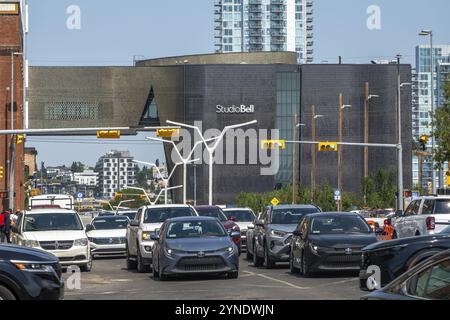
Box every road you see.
[63,256,364,300]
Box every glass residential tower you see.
[214,0,314,64]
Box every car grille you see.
[323,250,362,268]
[90,237,125,245]
[176,257,226,272]
[59,255,86,262]
[40,240,73,250]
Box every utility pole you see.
[364,83,369,206]
[397,55,404,211]
[311,106,316,202]
[292,113,299,204]
[338,94,343,211]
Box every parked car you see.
[251,204,322,268]
[126,204,198,273]
[290,212,378,276]
[97,211,116,217]
[195,206,242,254]
[0,244,64,300]
[86,215,130,258]
[362,249,450,300]
[152,216,240,280]
[10,208,92,271]
[392,196,450,238]
[360,225,450,290]
[222,207,256,250]
[245,212,262,261]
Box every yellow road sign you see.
[156,128,179,138]
[271,197,280,206]
[97,130,121,139]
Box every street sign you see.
[271,198,280,206]
[77,192,84,199]
[334,190,341,201]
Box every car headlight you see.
[142,232,152,241]
[23,240,40,248]
[74,238,88,246]
[270,230,287,238]
[226,246,234,254]
[11,261,55,273]
[164,247,173,257]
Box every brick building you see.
[0,0,25,210]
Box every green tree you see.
[70,161,85,173]
[432,79,450,169]
[363,169,397,209]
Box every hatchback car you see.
[151,216,240,280]
[290,212,378,276]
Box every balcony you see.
[271,13,285,21]
[271,21,286,29]
[249,22,263,29]
[249,13,262,20]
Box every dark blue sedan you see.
[151,216,240,280]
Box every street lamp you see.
[341,104,352,110]
[147,136,219,204]
[166,120,258,205]
[419,29,437,193]
[124,185,183,206]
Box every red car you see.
[195,206,241,254]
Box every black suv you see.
[0,244,64,300]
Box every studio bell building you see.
[29,52,413,204]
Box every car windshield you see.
[98,212,115,217]
[166,220,227,239]
[223,209,255,222]
[144,207,196,223]
[119,211,137,220]
[196,207,227,222]
[310,216,371,235]
[92,217,129,230]
[271,207,319,224]
[434,200,450,214]
[23,213,83,232]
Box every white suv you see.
[393,196,450,238]
[125,204,198,273]
[11,208,92,271]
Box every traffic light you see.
[115,192,123,198]
[156,128,179,138]
[318,142,338,152]
[419,134,429,151]
[96,130,121,139]
[260,140,286,150]
[16,134,24,144]
[0,165,3,179]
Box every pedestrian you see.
[4,209,12,243]
[0,210,6,243]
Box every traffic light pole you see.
[311,106,317,202]
[338,94,343,211]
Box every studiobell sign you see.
[216,104,255,114]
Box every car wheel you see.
[0,284,16,300]
[415,231,421,236]
[126,242,137,270]
[301,251,311,277]
[228,271,239,279]
[80,255,93,272]
[253,242,264,267]
[137,246,151,273]
[246,246,253,261]
[153,260,160,279]
[290,252,300,274]
[264,245,275,269]
[157,261,168,281]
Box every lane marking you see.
[243,271,311,290]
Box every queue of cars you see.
[3,193,450,300]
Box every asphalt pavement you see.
[63,255,364,300]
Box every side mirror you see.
[247,223,255,230]
[230,231,241,238]
[150,233,159,241]
[395,210,403,218]
[228,216,237,222]
[85,224,95,233]
[130,220,139,227]
[255,219,265,227]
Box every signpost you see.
[271,197,280,206]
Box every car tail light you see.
[426,217,435,230]
[233,237,241,245]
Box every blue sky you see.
[26,0,450,167]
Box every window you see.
[405,200,420,216]
[405,258,450,299]
[422,200,434,215]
